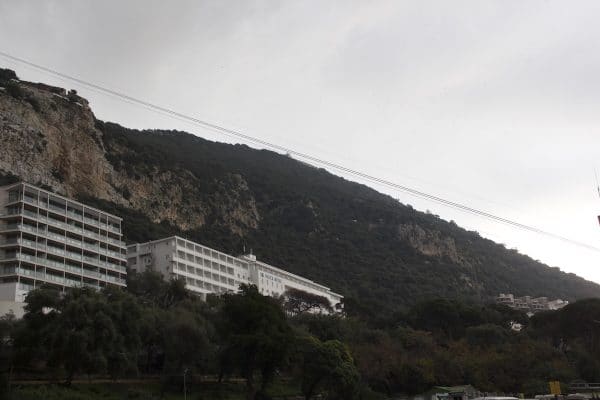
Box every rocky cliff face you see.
[0,82,116,199]
[397,223,463,264]
[0,75,259,234]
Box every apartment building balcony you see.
[0,251,126,286]
[14,194,122,234]
[35,213,123,246]
[0,214,125,251]
[172,261,237,289]
[0,236,123,268]
[0,264,19,276]
[0,223,22,233]
[0,238,22,247]
[4,200,123,239]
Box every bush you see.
[122,187,132,200]
[0,374,8,400]
[5,81,24,100]
[26,95,42,112]
[0,68,18,82]
[0,171,19,186]
[51,167,65,183]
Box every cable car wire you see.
[1,50,599,252]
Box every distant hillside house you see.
[496,293,568,313]
[0,182,127,318]
[127,236,343,313]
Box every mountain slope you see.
[1,68,599,316]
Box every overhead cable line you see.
[1,50,599,252]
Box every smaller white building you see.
[496,293,568,313]
[127,236,343,312]
[547,299,569,310]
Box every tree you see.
[296,336,360,400]
[216,284,293,400]
[14,286,144,383]
[397,360,435,395]
[127,270,190,309]
[48,288,122,382]
[12,287,62,369]
[0,68,18,82]
[102,286,144,378]
[408,299,463,339]
[282,288,333,315]
[558,299,600,354]
[466,324,508,347]
[161,306,214,376]
[0,311,19,399]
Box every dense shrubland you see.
[1,275,600,399]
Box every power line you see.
[2,50,599,252]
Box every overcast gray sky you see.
[2,0,600,284]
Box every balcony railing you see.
[85,217,101,227]
[0,265,18,275]
[64,264,83,275]
[18,196,122,234]
[23,195,37,204]
[10,252,126,284]
[0,208,22,217]
[48,204,65,213]
[40,234,125,261]
[19,214,125,248]
[0,223,20,232]
[84,282,101,290]
[67,210,83,221]
[65,278,83,288]
[19,268,37,278]
[7,264,96,289]
[0,238,20,246]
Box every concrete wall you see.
[0,281,17,302]
[0,300,25,318]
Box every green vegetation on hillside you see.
[88,121,600,319]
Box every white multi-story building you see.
[496,293,568,313]
[0,182,127,316]
[127,236,343,312]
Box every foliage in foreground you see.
[1,273,600,399]
[0,274,360,400]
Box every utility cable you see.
[1,50,599,252]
